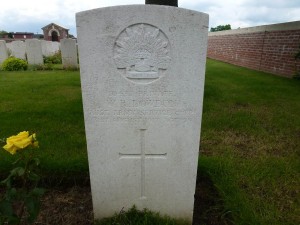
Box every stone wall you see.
[207,21,300,78]
[42,23,69,42]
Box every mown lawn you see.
[0,59,299,225]
[0,70,88,179]
[199,59,300,225]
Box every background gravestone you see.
[60,39,78,69]
[26,39,44,65]
[51,42,60,53]
[0,40,8,64]
[77,5,208,223]
[5,42,12,53]
[41,40,60,57]
[10,41,26,60]
[41,40,52,56]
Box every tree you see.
[0,30,8,38]
[7,32,13,38]
[145,0,178,7]
[0,31,13,39]
[210,24,231,32]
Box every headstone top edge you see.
[76,4,208,18]
[25,39,40,42]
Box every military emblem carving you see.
[114,24,171,83]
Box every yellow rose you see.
[33,140,39,148]
[3,143,18,155]
[3,131,38,155]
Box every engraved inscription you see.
[103,81,178,108]
[91,78,198,123]
[88,108,197,124]
[114,24,171,84]
[119,129,167,199]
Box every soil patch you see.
[193,171,233,225]
[1,173,232,225]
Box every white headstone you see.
[41,40,52,56]
[10,41,26,60]
[51,42,60,53]
[26,39,43,65]
[6,42,12,54]
[76,5,208,223]
[0,40,8,64]
[60,39,78,68]
[41,40,60,56]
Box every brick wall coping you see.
[209,20,300,36]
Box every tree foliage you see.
[0,30,8,38]
[210,24,231,32]
[0,31,13,38]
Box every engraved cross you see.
[119,129,167,199]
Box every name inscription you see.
[86,85,197,122]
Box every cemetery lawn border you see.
[0,70,88,182]
[0,59,299,225]
[199,59,300,225]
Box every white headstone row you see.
[3,39,47,65]
[1,39,78,68]
[76,5,208,224]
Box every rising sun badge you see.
[114,24,171,84]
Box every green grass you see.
[0,70,88,179]
[199,59,300,225]
[0,59,299,225]
[95,206,189,225]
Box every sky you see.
[0,0,299,36]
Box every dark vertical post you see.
[145,0,178,7]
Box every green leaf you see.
[0,200,13,216]
[32,158,40,166]
[12,157,22,165]
[7,188,17,198]
[30,188,45,197]
[25,197,40,223]
[28,172,40,181]
[1,175,12,188]
[7,216,20,225]
[10,167,25,177]
[22,188,45,223]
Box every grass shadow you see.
[193,167,233,225]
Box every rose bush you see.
[0,131,43,225]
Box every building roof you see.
[41,23,69,31]
[13,32,34,35]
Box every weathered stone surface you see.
[0,40,8,64]
[60,39,78,68]
[76,5,208,223]
[51,41,60,53]
[41,40,60,57]
[10,41,26,60]
[41,40,52,56]
[26,39,44,65]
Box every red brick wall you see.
[44,29,68,42]
[13,33,34,39]
[42,24,69,42]
[207,29,300,78]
